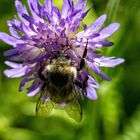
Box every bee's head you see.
[50,52,70,65]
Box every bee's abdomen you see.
[46,72,75,103]
[49,72,70,87]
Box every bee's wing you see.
[36,93,63,116]
[36,95,53,116]
[64,99,82,122]
[36,94,82,121]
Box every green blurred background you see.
[0,0,140,140]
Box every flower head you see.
[0,0,124,101]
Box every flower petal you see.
[5,61,22,68]
[94,56,125,67]
[88,75,100,88]
[89,14,107,33]
[75,0,87,10]
[4,66,26,78]
[0,33,24,46]
[44,0,52,14]
[93,23,120,41]
[19,77,33,91]
[15,0,29,25]
[27,0,44,23]
[27,87,41,96]
[62,0,74,18]
[9,26,20,38]
[85,86,98,100]
[86,60,111,81]
[27,78,42,96]
[76,14,107,38]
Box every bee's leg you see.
[38,63,46,81]
[77,59,85,72]
[36,92,42,114]
[77,39,88,71]
[73,82,84,100]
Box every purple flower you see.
[0,0,124,101]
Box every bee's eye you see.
[65,55,70,59]
[51,52,60,61]
[54,52,60,58]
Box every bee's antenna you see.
[38,63,46,81]
[63,46,71,53]
[77,39,88,71]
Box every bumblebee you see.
[36,53,82,122]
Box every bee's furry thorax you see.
[45,54,77,79]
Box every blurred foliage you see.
[0,0,140,140]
